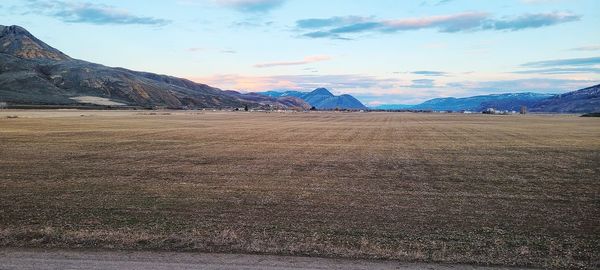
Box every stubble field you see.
[0,110,598,268]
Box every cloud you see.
[23,0,170,25]
[254,55,331,68]
[486,12,580,31]
[296,16,371,29]
[570,45,600,51]
[522,56,600,67]
[232,20,274,28]
[298,11,580,39]
[187,47,205,52]
[419,0,455,6]
[190,74,401,92]
[215,0,285,12]
[513,67,600,74]
[382,12,489,33]
[410,79,435,88]
[412,71,449,76]
[436,0,454,4]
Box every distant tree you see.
[520,106,527,114]
[244,105,249,111]
[310,106,317,111]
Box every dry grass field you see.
[0,110,598,268]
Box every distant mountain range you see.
[1,24,597,113]
[258,88,367,110]
[372,85,600,113]
[0,25,308,110]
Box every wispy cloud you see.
[522,56,600,67]
[190,74,400,91]
[25,0,170,26]
[297,11,580,39]
[215,0,285,12]
[419,0,455,6]
[187,47,205,52]
[570,45,600,51]
[410,79,436,88]
[486,12,580,31]
[412,71,449,76]
[296,16,371,29]
[186,47,237,54]
[383,12,490,32]
[513,67,600,74]
[254,55,331,68]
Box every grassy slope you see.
[0,111,598,268]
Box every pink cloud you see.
[382,12,489,32]
[254,55,332,68]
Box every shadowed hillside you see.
[530,84,600,113]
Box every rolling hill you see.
[0,25,306,109]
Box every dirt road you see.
[0,249,526,270]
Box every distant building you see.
[482,108,516,115]
[483,108,496,114]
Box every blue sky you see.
[2,0,599,105]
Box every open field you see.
[0,110,598,268]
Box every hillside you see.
[530,84,600,113]
[403,93,553,111]
[259,88,367,110]
[223,90,310,110]
[0,25,305,109]
[372,85,600,113]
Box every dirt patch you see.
[70,96,126,106]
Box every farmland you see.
[0,111,598,268]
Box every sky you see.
[2,0,599,105]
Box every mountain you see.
[259,88,367,110]
[530,84,600,113]
[223,91,310,110]
[260,90,305,99]
[373,85,600,113]
[0,25,304,109]
[0,25,71,61]
[372,93,555,111]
